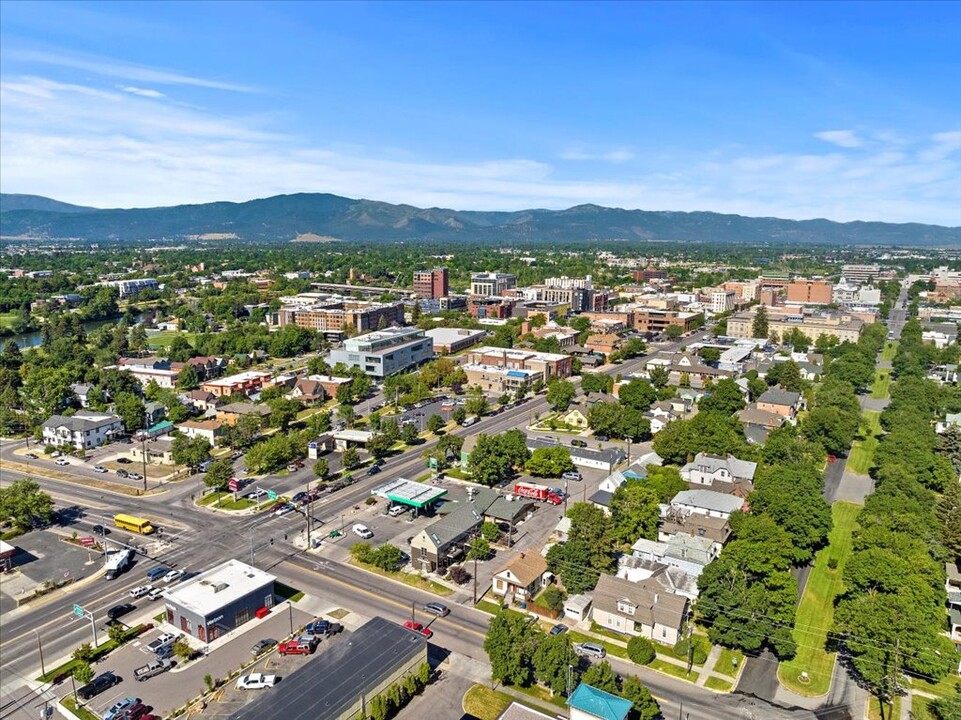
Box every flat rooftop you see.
[372,478,447,508]
[424,327,487,345]
[164,560,275,617]
[230,616,426,720]
[204,371,271,386]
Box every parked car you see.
[134,658,174,682]
[77,672,121,700]
[102,695,140,720]
[145,633,178,654]
[387,504,407,517]
[247,488,267,500]
[250,638,277,656]
[594,434,609,442]
[116,469,130,478]
[574,642,606,658]
[121,702,151,720]
[562,471,582,482]
[278,636,317,655]
[162,568,184,583]
[145,567,170,582]
[129,472,144,481]
[352,523,374,539]
[549,623,568,636]
[107,603,136,621]
[117,457,132,464]
[130,585,152,599]
[55,457,70,466]
[423,602,450,617]
[93,465,108,473]
[236,673,276,690]
[402,620,433,639]
[92,524,110,535]
[146,587,165,602]
[24,452,38,459]
[569,439,587,448]
[231,452,243,461]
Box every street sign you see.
[79,537,94,546]
[72,604,84,618]
[428,457,438,469]
[266,490,278,500]
[228,478,239,492]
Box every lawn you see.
[462,685,514,720]
[474,599,505,615]
[705,676,734,692]
[867,693,901,720]
[777,502,860,697]
[649,658,699,682]
[870,368,892,400]
[349,558,453,596]
[0,312,17,329]
[146,330,197,348]
[908,672,961,699]
[847,411,881,475]
[61,696,101,720]
[589,621,631,644]
[714,647,745,678]
[881,341,898,362]
[196,491,259,510]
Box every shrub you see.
[673,637,708,665]
[448,565,471,585]
[827,557,838,570]
[540,584,567,612]
[627,636,656,665]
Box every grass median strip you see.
[777,501,860,697]
[348,558,453,596]
[705,676,734,692]
[847,411,881,475]
[870,368,891,399]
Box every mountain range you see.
[1,192,958,246]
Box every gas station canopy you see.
[372,478,448,509]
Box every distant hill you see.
[1,192,957,246]
[0,194,96,214]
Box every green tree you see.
[426,414,444,434]
[337,403,356,428]
[368,543,404,571]
[626,636,656,665]
[642,465,687,503]
[532,632,573,695]
[621,675,660,720]
[663,324,683,341]
[700,346,721,364]
[802,405,858,456]
[73,660,94,685]
[336,381,355,406]
[618,379,656,411]
[366,432,394,458]
[484,609,538,686]
[107,622,127,646]
[268,397,300,430]
[452,406,467,425]
[114,391,146,433]
[653,412,748,465]
[466,537,490,561]
[525,446,574,477]
[752,306,769,339]
[546,379,576,411]
[175,364,200,390]
[342,446,360,469]
[172,637,193,660]
[697,378,746,415]
[0,479,54,531]
[581,661,619,694]
[400,422,419,444]
[481,521,501,543]
[546,503,614,593]
[581,372,614,395]
[313,458,329,480]
[540,584,566,611]
[749,464,832,564]
[648,366,669,389]
[468,434,515,487]
[171,433,211,469]
[609,482,661,544]
[465,395,489,417]
[204,458,234,490]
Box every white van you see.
[352,523,374,539]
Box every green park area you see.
[870,368,891,400]
[146,330,198,349]
[846,411,881,475]
[778,502,860,696]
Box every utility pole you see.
[472,546,478,604]
[140,432,148,492]
[248,527,255,566]
[411,600,415,626]
[287,602,293,638]
[34,629,45,678]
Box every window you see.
[236,607,250,626]
[616,599,636,616]
[661,627,667,638]
[264,594,274,608]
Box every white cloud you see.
[5,48,256,93]
[117,86,165,99]
[0,74,958,225]
[559,147,635,163]
[815,129,865,148]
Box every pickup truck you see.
[145,633,178,654]
[236,673,277,690]
[277,635,317,655]
[134,658,174,681]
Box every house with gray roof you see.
[670,489,745,520]
[680,452,756,486]
[631,533,718,577]
[590,573,689,645]
[526,437,626,472]
[42,411,124,450]
[757,387,804,419]
[617,555,700,600]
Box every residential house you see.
[561,408,589,429]
[936,413,961,435]
[670,489,745,520]
[131,435,175,465]
[591,573,689,645]
[42,411,124,450]
[116,357,179,388]
[306,374,353,398]
[680,453,757,487]
[630,534,719,578]
[492,551,551,602]
[217,402,271,426]
[201,370,271,398]
[756,387,804,419]
[287,378,326,405]
[585,333,621,356]
[737,404,787,444]
[526,437,626,473]
[568,683,632,720]
[658,513,731,556]
[70,382,94,408]
[947,560,961,644]
[552,516,571,543]
[144,401,167,427]
[589,489,615,516]
[617,556,701,601]
[177,419,225,447]
[181,389,221,413]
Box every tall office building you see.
[413,268,449,299]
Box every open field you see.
[778,502,860,696]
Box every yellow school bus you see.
[113,513,155,535]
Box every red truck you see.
[513,482,563,505]
[277,635,318,655]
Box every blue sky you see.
[1,1,959,224]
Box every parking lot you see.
[58,605,317,719]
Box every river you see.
[7,313,144,349]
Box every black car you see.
[116,469,129,478]
[549,623,568,636]
[107,603,136,621]
[570,439,587,448]
[367,465,381,475]
[117,457,132,464]
[77,672,121,700]
[92,524,110,535]
[251,638,277,656]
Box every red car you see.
[403,621,433,639]
[268,501,286,513]
[278,636,317,655]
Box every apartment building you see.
[42,411,124,450]
[786,280,833,305]
[201,370,272,398]
[328,326,433,378]
[709,290,737,314]
[726,311,863,343]
[630,308,703,335]
[463,345,572,393]
[412,268,449,299]
[98,278,159,298]
[270,296,404,338]
[470,272,516,297]
[841,264,881,284]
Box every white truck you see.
[134,658,174,681]
[236,673,277,690]
[104,549,133,580]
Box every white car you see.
[55,457,70,466]
[274,502,296,517]
[146,587,165,601]
[246,488,267,500]
[352,523,374,539]
[236,673,276,690]
[162,568,184,583]
[93,465,108,473]
[129,585,152,598]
